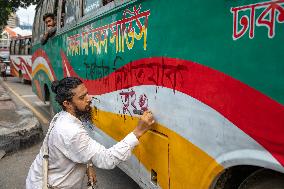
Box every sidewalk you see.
[0,80,42,159]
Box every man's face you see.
[45,17,56,28]
[70,84,92,120]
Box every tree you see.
[0,0,40,33]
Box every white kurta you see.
[26,111,139,189]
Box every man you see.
[26,77,155,188]
[0,60,7,81]
[41,13,57,45]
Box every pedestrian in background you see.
[0,60,7,81]
[26,77,155,189]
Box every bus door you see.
[25,38,32,55]
[139,130,169,189]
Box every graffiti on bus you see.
[119,89,148,117]
[82,56,188,94]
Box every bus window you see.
[10,40,15,55]
[60,0,66,28]
[45,0,58,19]
[40,0,49,35]
[47,0,54,12]
[20,39,25,55]
[25,38,32,55]
[32,0,58,42]
[15,40,20,55]
[102,0,113,6]
[83,0,102,15]
[33,6,42,43]
[54,0,59,15]
[62,0,81,26]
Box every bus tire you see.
[23,79,30,84]
[238,169,284,189]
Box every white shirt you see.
[26,111,139,189]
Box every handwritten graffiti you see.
[84,57,188,94]
[231,0,284,40]
[84,55,121,80]
[115,62,188,93]
[67,5,150,56]
[119,89,148,116]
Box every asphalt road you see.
[0,77,140,189]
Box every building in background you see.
[0,12,32,59]
[6,13,20,28]
[0,27,17,59]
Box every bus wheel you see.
[22,79,30,84]
[19,75,29,84]
[238,169,284,189]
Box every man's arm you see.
[65,111,155,169]
[40,27,57,45]
[40,32,49,45]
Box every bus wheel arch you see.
[43,84,50,102]
[212,165,260,189]
[18,70,30,84]
[238,168,284,189]
[212,165,284,189]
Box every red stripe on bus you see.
[60,52,284,166]
[18,57,32,80]
[32,49,57,80]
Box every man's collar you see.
[62,111,82,124]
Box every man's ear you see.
[63,100,71,109]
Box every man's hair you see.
[51,77,83,110]
[43,13,55,21]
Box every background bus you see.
[9,35,32,83]
[31,0,284,188]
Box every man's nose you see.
[86,95,92,103]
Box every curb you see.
[0,80,43,157]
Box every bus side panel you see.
[10,55,32,81]
[31,0,284,188]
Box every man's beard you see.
[73,103,92,121]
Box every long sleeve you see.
[66,129,139,169]
[40,34,48,45]
[27,111,140,189]
[40,27,57,45]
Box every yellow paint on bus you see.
[92,109,223,189]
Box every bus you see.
[31,0,284,188]
[9,35,32,83]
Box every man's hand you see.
[86,164,97,186]
[133,110,155,139]
[43,32,49,38]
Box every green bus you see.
[32,0,284,188]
